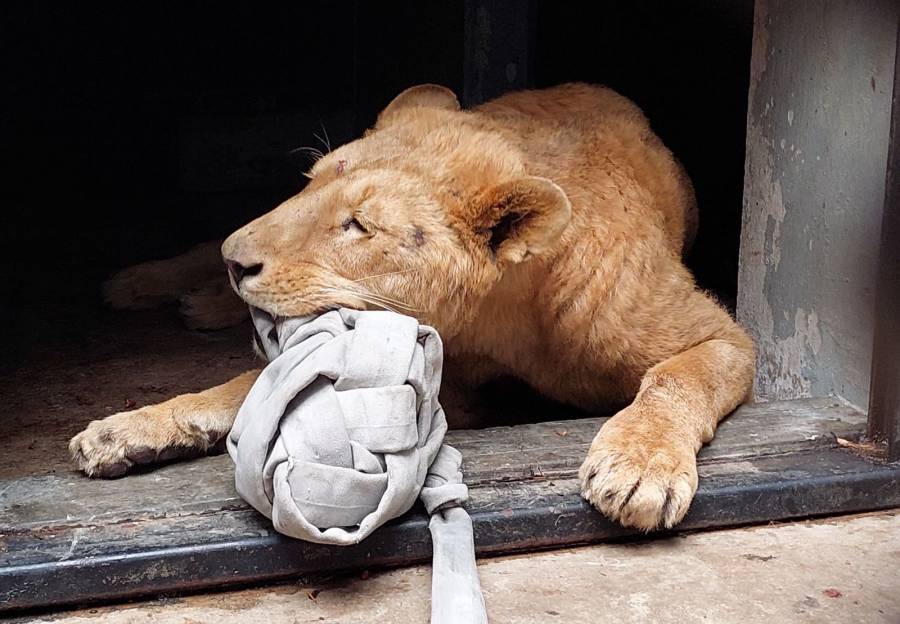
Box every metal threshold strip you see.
[2,398,899,613]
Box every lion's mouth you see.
[240,288,358,320]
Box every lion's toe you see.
[69,421,136,478]
[579,438,698,532]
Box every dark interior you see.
[2,2,753,472]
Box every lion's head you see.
[222,84,571,337]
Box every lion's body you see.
[447,85,710,411]
[73,84,755,532]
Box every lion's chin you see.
[239,289,361,320]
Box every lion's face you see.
[222,85,571,337]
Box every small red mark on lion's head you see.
[336,159,347,175]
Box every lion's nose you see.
[225,259,264,285]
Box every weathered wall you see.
[738,0,898,406]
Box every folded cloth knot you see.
[227,307,487,623]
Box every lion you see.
[70,83,755,531]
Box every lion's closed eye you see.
[341,213,377,237]
[341,215,367,233]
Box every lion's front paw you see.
[179,281,249,331]
[579,421,699,532]
[69,410,195,478]
[102,263,180,310]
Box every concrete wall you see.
[738,0,898,407]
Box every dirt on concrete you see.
[0,305,578,480]
[16,511,900,624]
[1,307,256,479]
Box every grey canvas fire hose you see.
[227,307,488,623]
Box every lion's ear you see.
[465,177,572,265]
[376,84,460,129]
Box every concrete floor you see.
[21,510,899,624]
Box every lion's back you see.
[476,83,697,254]
[476,83,644,124]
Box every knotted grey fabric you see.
[227,307,487,624]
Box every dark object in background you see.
[2,1,752,365]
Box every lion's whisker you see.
[354,289,419,310]
[337,291,403,314]
[290,146,325,159]
[323,285,420,314]
[351,291,417,312]
[312,131,331,155]
[317,121,332,153]
[350,268,420,283]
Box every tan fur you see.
[72,83,754,531]
[102,240,229,310]
[69,370,259,477]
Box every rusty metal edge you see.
[2,447,899,614]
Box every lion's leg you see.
[70,369,260,477]
[579,299,755,531]
[102,239,226,311]
[179,277,250,330]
